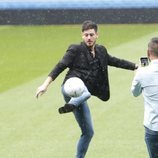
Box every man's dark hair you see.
[82,20,98,32]
[148,37,158,56]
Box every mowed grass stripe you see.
[1,24,158,93]
[0,74,77,158]
[0,31,157,158]
[0,26,11,31]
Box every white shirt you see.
[131,59,158,131]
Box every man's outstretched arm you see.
[36,76,53,98]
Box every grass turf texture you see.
[0,24,158,157]
[1,24,158,92]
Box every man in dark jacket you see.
[36,20,138,158]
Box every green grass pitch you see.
[0,24,158,158]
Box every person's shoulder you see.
[96,44,106,49]
[69,43,80,47]
[136,66,149,77]
[68,43,81,50]
[96,44,108,53]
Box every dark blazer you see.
[49,42,136,101]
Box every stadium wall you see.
[0,8,158,25]
[0,0,158,25]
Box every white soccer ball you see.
[64,77,85,97]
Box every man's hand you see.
[135,64,139,70]
[36,85,47,99]
[35,76,53,99]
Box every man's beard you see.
[87,41,95,49]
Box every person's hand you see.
[36,76,53,99]
[135,64,139,70]
[36,85,47,99]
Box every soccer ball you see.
[64,77,85,97]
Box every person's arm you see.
[48,44,78,79]
[36,44,77,99]
[100,45,138,70]
[107,53,137,70]
[36,76,53,98]
[131,69,142,97]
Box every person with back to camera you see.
[131,37,158,158]
[36,20,138,158]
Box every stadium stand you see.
[0,0,158,24]
[0,0,158,9]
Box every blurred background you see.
[0,0,158,25]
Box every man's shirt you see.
[131,59,158,131]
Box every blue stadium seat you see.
[0,0,157,9]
